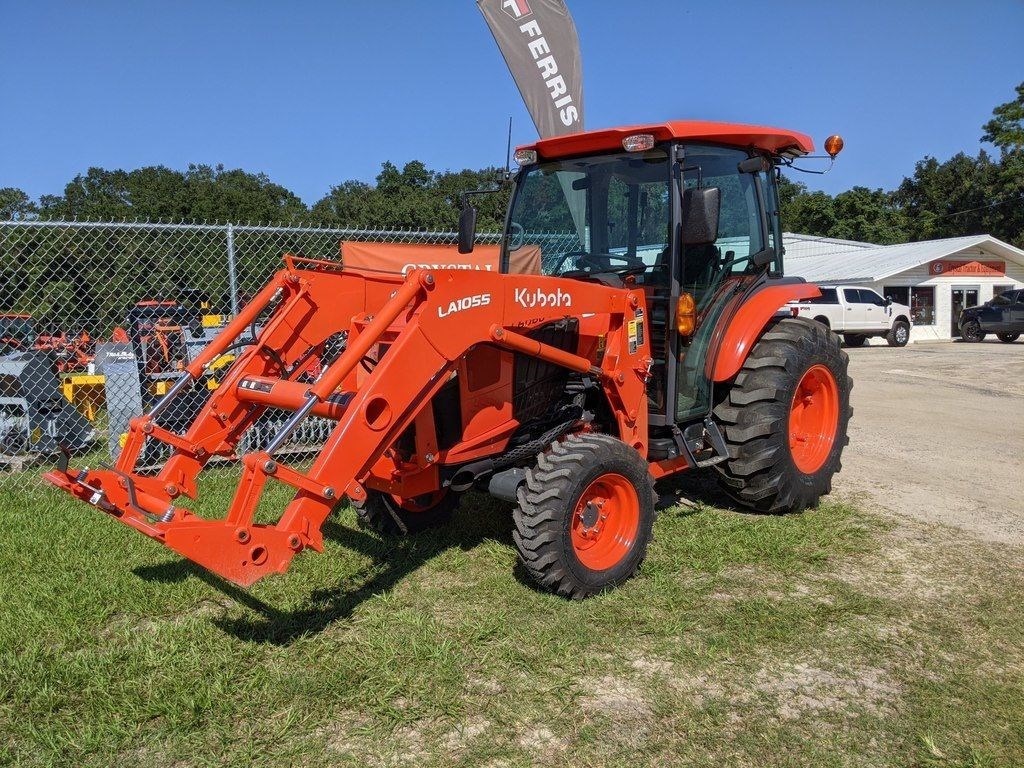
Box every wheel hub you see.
[788,364,840,474]
[580,500,600,528]
[570,474,639,570]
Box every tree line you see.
[1,83,1022,245]
[0,161,512,233]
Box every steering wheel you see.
[553,250,646,275]
[717,253,765,276]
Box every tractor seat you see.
[682,243,721,289]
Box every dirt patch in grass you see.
[516,723,568,760]
[751,661,900,721]
[441,715,491,752]
[579,673,652,719]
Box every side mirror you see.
[737,156,771,174]
[458,204,477,254]
[885,297,893,306]
[680,186,720,246]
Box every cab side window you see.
[843,288,860,303]
[680,145,764,294]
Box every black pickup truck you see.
[959,289,1024,342]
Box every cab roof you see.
[521,121,814,160]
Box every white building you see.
[782,233,1024,341]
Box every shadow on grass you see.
[133,495,517,645]
[655,469,742,512]
[130,471,773,644]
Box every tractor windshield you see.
[504,148,671,279]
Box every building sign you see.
[929,260,1005,277]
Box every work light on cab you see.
[622,134,655,152]
[514,149,538,165]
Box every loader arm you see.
[45,258,651,586]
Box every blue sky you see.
[1,1,1022,206]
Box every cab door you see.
[842,288,868,330]
[672,144,770,423]
[1011,290,1024,330]
[861,289,888,331]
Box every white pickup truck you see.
[790,285,913,347]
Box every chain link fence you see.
[0,219,508,492]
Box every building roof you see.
[782,233,1024,283]
[522,121,814,161]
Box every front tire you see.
[714,317,852,513]
[960,320,986,342]
[997,333,1020,343]
[887,320,910,347]
[513,433,656,599]
[843,334,867,347]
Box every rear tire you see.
[887,320,910,347]
[513,433,656,599]
[960,320,985,342]
[714,316,852,513]
[355,490,459,536]
[843,334,866,347]
[997,333,1020,343]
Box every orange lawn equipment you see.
[34,331,95,374]
[0,314,95,373]
[45,121,852,598]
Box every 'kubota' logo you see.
[514,287,572,309]
[438,293,492,318]
[501,0,532,19]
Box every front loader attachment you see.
[45,258,443,585]
[45,255,652,587]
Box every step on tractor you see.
[46,122,852,598]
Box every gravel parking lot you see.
[834,340,1024,546]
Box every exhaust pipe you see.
[449,462,527,501]
[449,459,495,493]
[487,467,527,503]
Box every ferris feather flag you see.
[477,0,584,137]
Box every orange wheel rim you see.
[570,473,640,571]
[788,364,840,474]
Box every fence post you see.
[226,222,240,316]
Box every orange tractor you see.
[46,122,851,597]
[0,313,95,373]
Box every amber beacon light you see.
[824,135,845,158]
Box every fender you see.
[710,281,822,382]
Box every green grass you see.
[0,472,1022,767]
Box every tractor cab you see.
[491,122,814,432]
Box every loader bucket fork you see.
[45,256,651,586]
